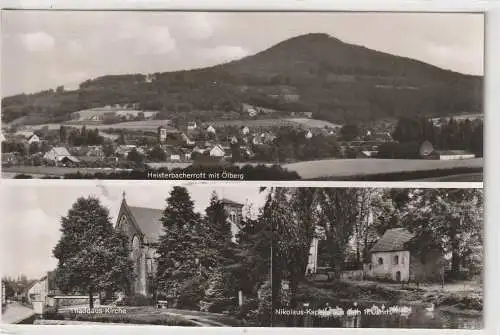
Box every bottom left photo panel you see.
[1,181,272,327]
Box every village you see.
[0,102,482,179]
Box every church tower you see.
[221,198,244,242]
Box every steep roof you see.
[50,147,71,156]
[127,205,164,243]
[221,198,244,207]
[370,228,415,253]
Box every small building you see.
[187,122,197,131]
[181,133,195,146]
[206,125,216,134]
[209,145,225,158]
[305,130,313,139]
[170,154,181,161]
[357,150,378,158]
[158,126,168,144]
[2,152,17,164]
[27,134,41,144]
[241,126,250,135]
[367,228,444,283]
[221,198,244,243]
[43,147,80,164]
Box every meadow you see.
[282,158,484,180]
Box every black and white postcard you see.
[0,11,484,181]
[1,183,483,329]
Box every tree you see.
[127,148,144,165]
[402,188,483,279]
[316,188,361,278]
[340,124,359,141]
[102,141,115,157]
[199,193,236,310]
[268,188,317,308]
[59,125,67,143]
[148,146,166,162]
[118,131,126,145]
[52,197,133,309]
[156,187,202,306]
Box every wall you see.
[370,251,410,282]
[409,250,443,282]
[340,270,364,281]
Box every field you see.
[209,118,341,129]
[18,120,173,131]
[282,158,484,180]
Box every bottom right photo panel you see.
[270,187,483,329]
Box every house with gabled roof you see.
[43,147,80,164]
[115,193,244,297]
[366,228,444,283]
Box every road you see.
[1,302,35,324]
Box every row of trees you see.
[1,275,36,303]
[392,117,483,156]
[268,187,483,309]
[59,125,105,146]
[52,187,272,324]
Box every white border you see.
[1,1,499,335]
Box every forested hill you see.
[2,33,483,126]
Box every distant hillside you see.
[2,33,483,126]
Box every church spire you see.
[122,191,126,201]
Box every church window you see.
[393,255,399,265]
[378,257,384,265]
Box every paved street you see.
[1,302,35,324]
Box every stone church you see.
[115,193,244,297]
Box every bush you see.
[116,294,153,307]
[176,276,206,310]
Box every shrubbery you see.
[116,294,153,307]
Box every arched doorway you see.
[395,271,401,282]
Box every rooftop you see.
[370,228,415,253]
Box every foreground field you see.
[283,158,484,180]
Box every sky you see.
[0,182,268,279]
[1,11,484,97]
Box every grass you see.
[47,306,245,326]
[208,118,339,129]
[21,117,337,132]
[283,158,483,180]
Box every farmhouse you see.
[209,145,225,158]
[241,126,250,135]
[27,134,41,144]
[366,228,444,283]
[206,125,216,134]
[114,193,243,296]
[187,121,197,131]
[43,147,80,164]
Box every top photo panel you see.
[0,11,484,181]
